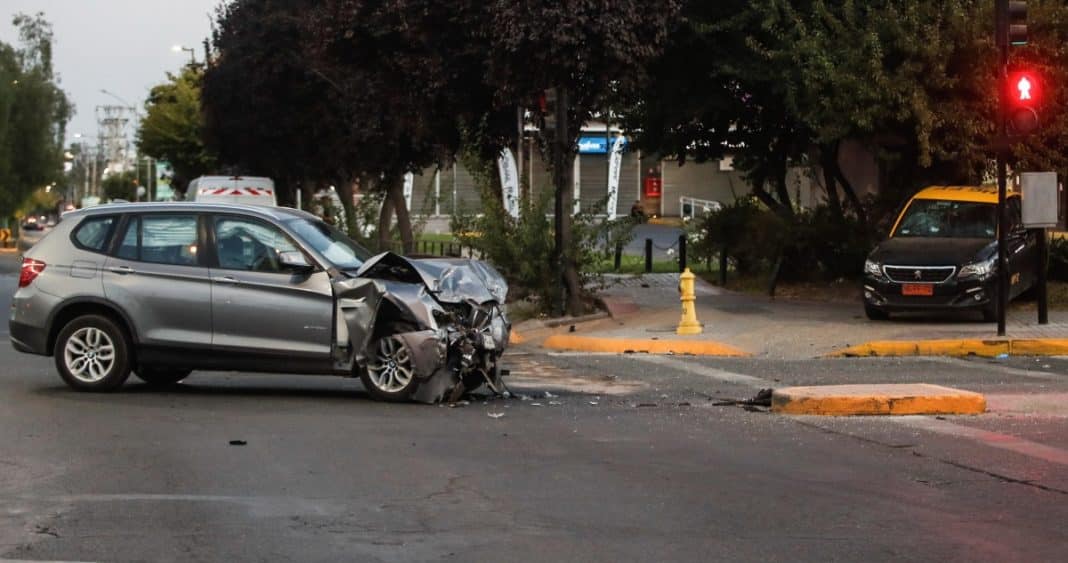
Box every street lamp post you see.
[172,44,196,66]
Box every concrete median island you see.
[771,384,987,416]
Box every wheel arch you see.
[47,298,138,356]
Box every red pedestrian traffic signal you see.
[1007,70,1040,135]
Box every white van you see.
[187,176,277,206]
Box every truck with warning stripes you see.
[187,176,277,207]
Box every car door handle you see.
[108,266,135,275]
[216,276,239,284]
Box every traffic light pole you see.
[991,0,1008,337]
[995,0,1009,336]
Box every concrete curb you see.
[542,334,751,356]
[771,384,987,416]
[828,338,1068,358]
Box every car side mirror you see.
[279,251,314,273]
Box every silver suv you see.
[10,203,510,403]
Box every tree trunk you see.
[377,183,395,253]
[828,143,868,225]
[772,166,794,217]
[388,174,415,255]
[552,86,584,317]
[335,176,358,239]
[299,179,315,212]
[820,144,843,219]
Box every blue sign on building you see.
[577,136,628,154]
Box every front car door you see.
[102,213,213,353]
[207,214,334,364]
[1006,197,1038,295]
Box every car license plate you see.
[901,284,934,296]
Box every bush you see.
[694,199,877,281]
[452,187,557,307]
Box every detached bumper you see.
[862,275,995,312]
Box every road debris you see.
[488,412,505,419]
[229,440,247,446]
[712,388,774,408]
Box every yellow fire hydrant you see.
[677,268,702,335]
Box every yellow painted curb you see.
[771,384,986,416]
[828,338,1068,358]
[1009,339,1068,356]
[542,334,750,357]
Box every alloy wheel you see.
[367,336,414,393]
[63,327,116,383]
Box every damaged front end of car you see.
[332,252,511,403]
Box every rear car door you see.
[102,213,213,349]
[208,215,333,358]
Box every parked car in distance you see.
[9,203,510,403]
[16,218,50,252]
[862,185,1037,321]
[188,176,277,206]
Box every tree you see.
[203,0,351,215]
[303,0,506,254]
[482,1,680,314]
[136,67,217,197]
[624,0,1068,228]
[101,171,137,202]
[0,13,71,219]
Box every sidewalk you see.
[515,273,1068,359]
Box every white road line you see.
[894,416,1068,467]
[925,356,1066,381]
[628,355,772,387]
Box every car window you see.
[285,217,371,270]
[214,217,299,273]
[73,216,116,251]
[115,214,199,266]
[894,199,996,239]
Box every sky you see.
[0,0,222,146]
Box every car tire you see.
[134,367,192,387]
[864,304,889,321]
[360,334,421,402]
[53,314,132,392]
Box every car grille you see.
[883,266,956,284]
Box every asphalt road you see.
[2,252,1068,561]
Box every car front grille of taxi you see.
[883,265,956,284]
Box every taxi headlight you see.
[958,256,996,280]
[864,259,883,277]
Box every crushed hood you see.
[355,252,508,304]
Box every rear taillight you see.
[18,258,46,288]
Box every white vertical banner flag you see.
[403,172,414,211]
[497,148,520,218]
[607,136,625,219]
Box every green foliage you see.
[452,184,556,307]
[15,186,58,219]
[137,67,216,195]
[101,171,137,202]
[0,13,71,219]
[695,198,875,280]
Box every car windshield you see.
[893,199,997,239]
[286,217,372,269]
